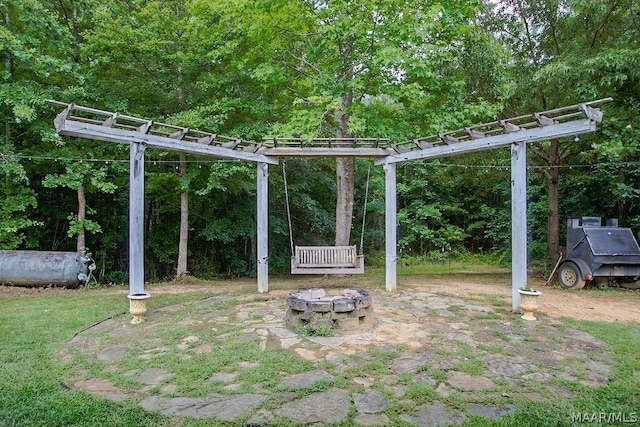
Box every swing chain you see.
[282,160,295,256]
[283,160,371,258]
[359,163,371,256]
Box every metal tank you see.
[0,250,93,288]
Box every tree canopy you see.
[1,0,638,281]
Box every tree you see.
[0,142,39,248]
[481,0,640,264]
[42,159,118,253]
[82,0,282,278]
[0,0,95,249]
[222,0,491,247]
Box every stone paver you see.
[563,328,605,346]
[581,371,609,387]
[353,389,389,413]
[390,353,435,374]
[136,367,172,385]
[414,372,437,385]
[97,345,128,361]
[275,387,350,423]
[447,371,496,390]
[68,285,619,426]
[68,335,94,351]
[307,336,346,346]
[445,332,476,347]
[401,401,467,426]
[269,327,298,339]
[245,408,275,425]
[74,379,130,402]
[278,369,334,388]
[463,304,494,313]
[468,403,516,419]
[355,413,391,426]
[140,393,266,420]
[353,376,375,387]
[482,354,538,376]
[585,359,612,374]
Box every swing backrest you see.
[291,245,364,274]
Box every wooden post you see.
[384,163,397,292]
[129,142,146,296]
[257,162,269,293]
[511,142,527,312]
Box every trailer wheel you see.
[558,262,586,290]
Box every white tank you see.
[0,250,93,288]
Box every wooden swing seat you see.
[291,245,364,275]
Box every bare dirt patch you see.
[140,272,640,323]
[398,274,640,323]
[2,270,639,323]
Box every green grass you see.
[0,288,166,427]
[1,277,639,427]
[396,260,510,277]
[298,323,335,337]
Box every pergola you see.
[48,98,610,312]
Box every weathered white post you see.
[128,142,149,323]
[257,162,269,293]
[384,162,397,292]
[511,142,527,312]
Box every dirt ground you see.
[402,276,640,323]
[2,272,639,323]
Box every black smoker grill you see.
[558,217,640,289]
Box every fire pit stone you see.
[285,288,375,332]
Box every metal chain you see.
[359,163,371,256]
[282,161,295,256]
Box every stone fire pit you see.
[285,288,375,333]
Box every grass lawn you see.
[0,264,638,426]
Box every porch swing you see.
[283,161,370,275]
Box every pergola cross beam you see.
[377,99,610,165]
[376,118,596,164]
[48,100,278,165]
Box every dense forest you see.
[1,0,639,282]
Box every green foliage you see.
[299,323,335,338]
[0,143,40,248]
[1,0,640,279]
[396,154,512,257]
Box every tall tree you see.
[223,0,489,246]
[482,0,640,264]
[42,160,118,253]
[84,0,211,277]
[0,0,92,249]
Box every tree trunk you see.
[77,185,86,253]
[530,138,564,267]
[334,91,354,246]
[335,158,355,246]
[177,153,188,278]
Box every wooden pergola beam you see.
[56,119,279,165]
[261,147,393,157]
[376,119,597,165]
